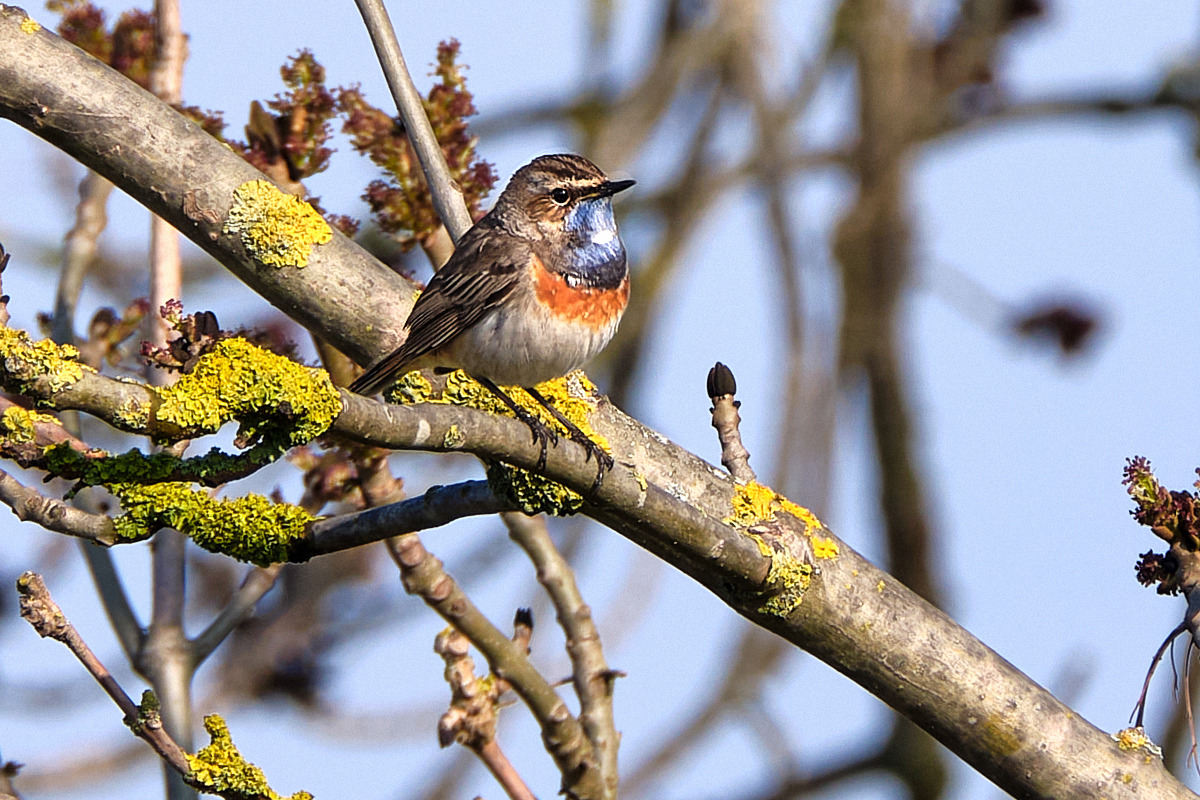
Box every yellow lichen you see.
[1112,726,1162,757]
[876,580,885,593]
[726,482,829,617]
[115,397,150,430]
[812,536,840,559]
[726,480,822,532]
[154,338,342,446]
[187,715,312,800]
[0,406,59,443]
[744,529,812,617]
[386,369,434,405]
[390,368,605,515]
[0,325,87,393]
[110,482,314,566]
[223,180,331,269]
[443,424,465,448]
[20,16,41,33]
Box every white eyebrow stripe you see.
[591,229,616,245]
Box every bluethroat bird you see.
[350,154,635,489]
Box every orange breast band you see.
[533,257,629,330]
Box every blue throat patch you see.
[560,197,627,289]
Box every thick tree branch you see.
[0,9,415,366]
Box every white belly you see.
[445,297,620,387]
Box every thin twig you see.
[144,5,196,784]
[16,572,192,777]
[0,467,117,544]
[434,625,537,800]
[52,170,112,346]
[503,512,620,798]
[1132,622,1186,728]
[353,0,473,240]
[44,129,150,675]
[190,564,283,664]
[477,740,537,800]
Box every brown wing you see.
[350,224,525,395]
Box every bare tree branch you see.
[0,467,116,544]
[16,572,193,777]
[504,512,620,798]
[353,0,474,239]
[387,533,605,799]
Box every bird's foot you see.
[562,427,614,492]
[522,386,615,491]
[509,402,557,472]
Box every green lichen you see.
[110,482,313,566]
[0,324,87,394]
[487,461,584,516]
[154,337,342,448]
[43,441,282,495]
[187,715,313,800]
[390,369,605,515]
[223,179,331,269]
[132,689,161,735]
[0,406,59,443]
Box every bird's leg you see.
[524,386,614,491]
[477,377,556,472]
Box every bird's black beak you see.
[597,179,636,198]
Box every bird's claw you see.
[512,407,555,472]
[560,428,613,492]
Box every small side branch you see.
[353,0,474,240]
[707,362,755,483]
[435,624,537,800]
[303,480,516,558]
[0,468,117,544]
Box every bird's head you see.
[495,154,635,247]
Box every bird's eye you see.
[550,187,570,205]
